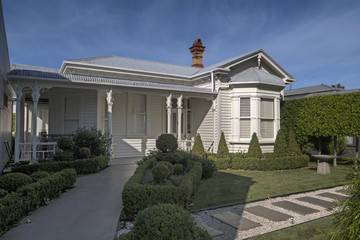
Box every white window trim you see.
[127,93,147,137]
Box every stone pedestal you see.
[317,162,331,174]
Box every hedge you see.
[11,156,108,175]
[122,159,202,218]
[0,169,76,233]
[210,155,309,171]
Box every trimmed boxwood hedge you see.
[11,156,108,175]
[210,155,309,171]
[122,159,202,218]
[0,169,76,234]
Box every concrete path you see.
[1,161,137,240]
[193,186,348,240]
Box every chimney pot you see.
[189,39,205,68]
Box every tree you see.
[248,132,262,158]
[217,132,229,156]
[191,133,205,157]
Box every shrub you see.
[53,151,73,162]
[122,159,202,217]
[30,171,50,182]
[208,155,231,170]
[152,162,172,184]
[79,147,91,159]
[0,173,32,192]
[248,132,262,158]
[73,127,108,158]
[198,157,216,179]
[274,129,288,157]
[331,159,360,239]
[0,189,8,198]
[57,136,74,151]
[119,204,211,240]
[287,129,302,156]
[155,151,181,164]
[217,132,229,156]
[0,169,76,233]
[191,134,205,157]
[230,155,309,171]
[173,163,184,175]
[156,134,178,153]
[11,156,108,175]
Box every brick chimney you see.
[189,39,205,68]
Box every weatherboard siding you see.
[193,98,215,152]
[48,88,97,134]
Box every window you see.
[128,94,146,135]
[260,98,274,138]
[240,98,250,138]
[64,97,79,134]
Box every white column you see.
[166,93,172,134]
[232,96,240,141]
[274,97,281,137]
[31,86,41,162]
[250,96,260,137]
[106,89,114,165]
[14,85,24,162]
[177,94,183,145]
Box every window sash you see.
[260,99,274,119]
[240,119,251,138]
[260,119,274,138]
[240,98,250,117]
[129,94,146,136]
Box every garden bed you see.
[0,169,77,235]
[122,158,202,218]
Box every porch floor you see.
[1,159,138,240]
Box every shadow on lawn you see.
[194,171,256,240]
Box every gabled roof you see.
[61,49,294,81]
[229,67,285,87]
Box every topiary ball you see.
[156,134,178,153]
[57,136,74,152]
[79,147,91,159]
[173,163,184,175]
[0,173,32,192]
[152,162,172,184]
[130,204,212,240]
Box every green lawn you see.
[192,162,350,210]
[250,215,336,240]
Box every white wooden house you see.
[8,39,294,163]
[0,0,14,172]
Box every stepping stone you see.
[244,206,292,222]
[196,222,223,237]
[297,196,336,209]
[212,211,261,231]
[272,201,319,215]
[318,192,347,201]
[336,189,348,195]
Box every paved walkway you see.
[193,186,348,240]
[1,160,137,240]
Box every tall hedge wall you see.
[281,92,360,148]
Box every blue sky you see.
[2,0,360,89]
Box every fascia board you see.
[7,74,217,96]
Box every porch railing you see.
[19,142,57,163]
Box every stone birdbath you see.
[312,155,335,174]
